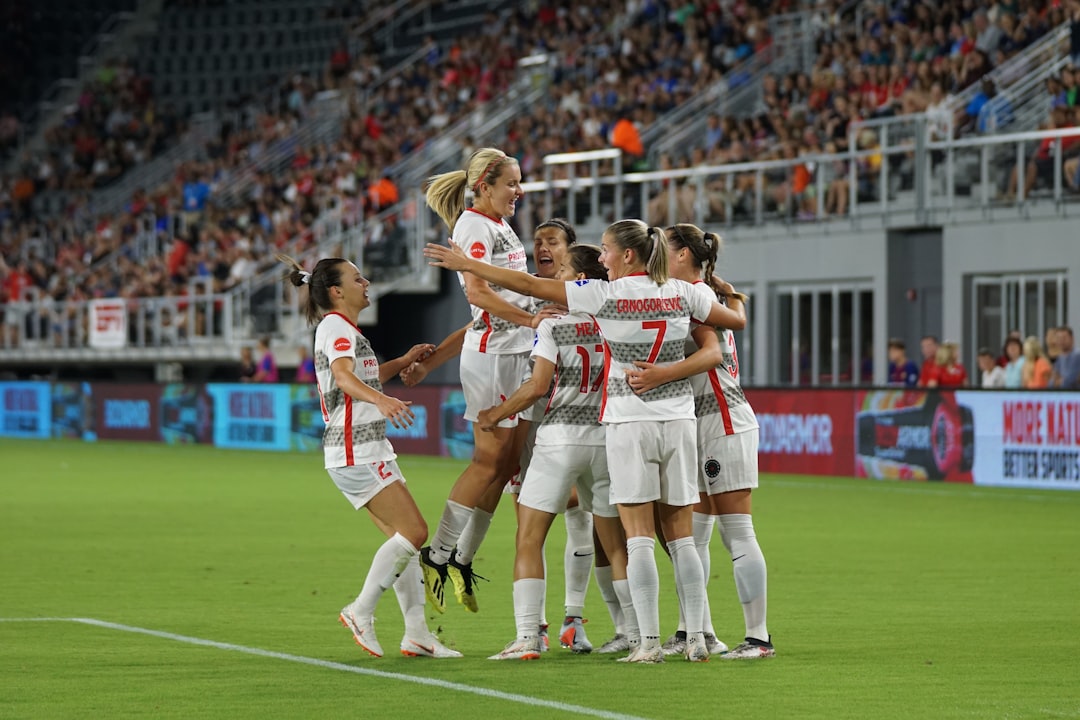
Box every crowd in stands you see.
[646,0,1077,224]
[887,328,1080,390]
[2,0,1080,350]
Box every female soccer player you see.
[419,147,537,615]
[626,224,773,659]
[400,218,595,650]
[424,219,747,663]
[279,254,460,659]
[474,245,618,660]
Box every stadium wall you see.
[3,382,1077,491]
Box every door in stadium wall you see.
[970,273,1068,360]
[772,283,875,386]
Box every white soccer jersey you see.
[531,312,606,446]
[687,284,758,436]
[313,312,396,469]
[564,274,715,423]
[452,208,533,354]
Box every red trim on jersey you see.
[324,311,363,331]
[466,207,506,225]
[598,339,613,422]
[478,310,494,352]
[624,271,648,277]
[344,395,355,465]
[545,366,559,415]
[707,368,735,435]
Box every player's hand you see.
[476,407,500,432]
[712,275,736,296]
[399,360,429,387]
[424,239,470,271]
[625,361,669,394]
[375,395,415,428]
[403,343,436,364]
[530,305,567,328]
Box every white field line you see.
[0,617,650,720]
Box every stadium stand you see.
[2,0,1079,376]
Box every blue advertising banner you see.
[0,382,51,439]
[207,384,292,451]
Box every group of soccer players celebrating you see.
[284,147,773,664]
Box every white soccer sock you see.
[513,578,545,640]
[353,532,417,619]
[563,506,593,617]
[539,540,548,628]
[625,536,660,642]
[667,536,705,639]
[719,514,768,642]
[429,500,472,565]
[612,578,639,643]
[692,512,717,636]
[454,507,494,565]
[393,554,427,637]
[593,564,625,634]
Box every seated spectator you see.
[295,346,316,384]
[977,347,1006,388]
[1002,336,1025,388]
[887,338,920,386]
[239,345,257,382]
[251,336,278,383]
[1021,335,1053,388]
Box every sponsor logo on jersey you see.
[704,458,722,478]
[574,279,591,286]
[333,337,351,352]
[469,242,487,259]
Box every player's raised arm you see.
[424,240,569,306]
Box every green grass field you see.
[2,438,1079,720]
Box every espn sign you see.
[89,299,127,349]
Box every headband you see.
[471,158,504,193]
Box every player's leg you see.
[336,465,425,657]
[657,418,708,662]
[711,429,773,659]
[561,486,594,649]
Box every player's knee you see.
[403,517,428,550]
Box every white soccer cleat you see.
[339,607,383,658]
[703,632,728,654]
[596,633,630,654]
[558,616,592,654]
[661,631,686,656]
[685,634,710,663]
[621,643,665,664]
[400,632,463,658]
[721,637,775,660]
[488,636,543,661]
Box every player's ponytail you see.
[278,253,348,325]
[644,225,670,286]
[666,223,723,296]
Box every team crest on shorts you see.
[703,458,721,479]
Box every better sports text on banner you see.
[956,391,1080,490]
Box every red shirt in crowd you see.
[921,362,967,387]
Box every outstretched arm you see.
[400,324,469,386]
[379,343,436,384]
[425,241,568,306]
[475,358,556,432]
[626,325,723,394]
